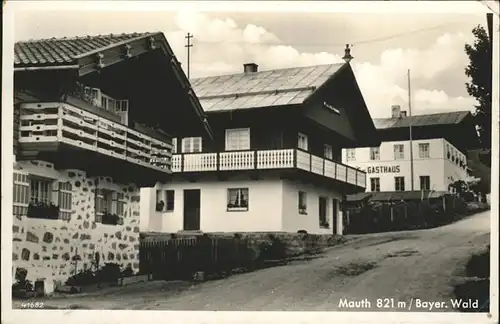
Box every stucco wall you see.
[12,160,141,286]
[142,175,344,235]
[282,180,343,235]
[342,139,467,192]
[143,175,284,233]
[443,139,468,190]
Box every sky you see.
[11,4,490,119]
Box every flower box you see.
[101,212,119,225]
[27,202,60,220]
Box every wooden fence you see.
[139,235,256,280]
[139,233,330,281]
[343,195,466,234]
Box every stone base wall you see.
[141,232,346,258]
[12,161,141,287]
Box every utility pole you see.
[408,69,414,191]
[185,33,193,79]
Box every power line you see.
[193,20,466,48]
[185,32,193,79]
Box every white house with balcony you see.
[141,61,380,235]
[341,105,479,193]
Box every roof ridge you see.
[16,31,161,44]
[373,110,471,120]
[191,62,345,80]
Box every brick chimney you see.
[400,110,407,118]
[243,63,258,73]
[391,105,401,118]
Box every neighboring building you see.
[12,32,212,284]
[141,62,380,235]
[342,105,480,193]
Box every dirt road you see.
[27,211,490,311]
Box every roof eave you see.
[156,33,214,141]
[14,64,80,72]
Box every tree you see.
[464,25,492,151]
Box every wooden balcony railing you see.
[18,102,173,173]
[172,149,366,188]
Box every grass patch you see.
[465,246,490,278]
[453,246,490,313]
[333,261,378,277]
[453,279,489,312]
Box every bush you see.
[65,269,96,287]
[257,234,287,261]
[95,263,122,284]
[12,268,34,298]
[121,264,134,278]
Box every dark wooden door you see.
[183,189,201,231]
[332,199,338,235]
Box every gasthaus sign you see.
[366,166,401,174]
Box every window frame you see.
[13,172,73,221]
[225,128,251,151]
[419,175,431,191]
[30,176,52,205]
[318,196,329,228]
[418,143,430,159]
[346,148,356,162]
[227,188,249,212]
[297,133,308,151]
[165,190,175,212]
[171,138,178,154]
[95,188,117,224]
[369,147,380,161]
[324,144,333,160]
[393,144,405,160]
[298,191,307,215]
[394,176,405,192]
[370,177,381,192]
[181,137,203,153]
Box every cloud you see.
[165,11,476,118]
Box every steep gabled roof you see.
[15,32,156,68]
[373,111,472,129]
[14,32,213,140]
[190,63,344,112]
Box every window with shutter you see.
[95,188,113,222]
[13,171,30,216]
[58,181,73,221]
[30,177,52,204]
[116,192,126,216]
